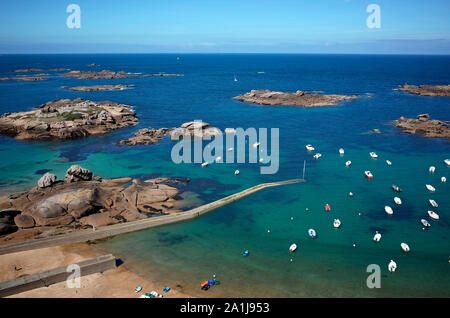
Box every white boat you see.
[339,148,344,155]
[401,243,410,253]
[365,171,373,179]
[253,142,260,148]
[313,153,322,159]
[259,158,264,163]
[421,219,431,227]
[234,74,238,82]
[308,229,317,238]
[441,176,447,183]
[385,206,394,215]
[333,219,341,228]
[370,152,378,158]
[201,162,209,168]
[305,144,315,152]
[289,243,297,253]
[215,156,222,163]
[392,184,402,192]
[345,160,352,167]
[445,159,450,166]
[227,147,233,152]
[234,170,240,175]
[426,184,436,192]
[373,231,381,242]
[429,199,438,208]
[429,166,436,173]
[386,160,392,166]
[388,260,397,272]
[428,210,439,220]
[394,197,402,205]
[135,286,142,293]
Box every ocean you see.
[0,53,449,297]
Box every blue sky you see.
[0,0,449,54]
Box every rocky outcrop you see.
[395,114,450,138]
[119,127,172,145]
[398,84,450,96]
[37,173,57,188]
[0,166,189,237]
[0,98,138,140]
[0,76,46,81]
[62,70,138,79]
[65,165,93,182]
[61,84,131,92]
[170,121,221,140]
[14,68,68,72]
[233,89,358,107]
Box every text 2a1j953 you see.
[223,302,270,314]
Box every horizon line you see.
[1,52,450,56]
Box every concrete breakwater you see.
[0,179,304,256]
[0,254,116,297]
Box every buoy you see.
[353,243,356,248]
[325,204,331,211]
[234,170,240,175]
[349,192,353,197]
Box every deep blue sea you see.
[0,54,449,297]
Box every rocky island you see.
[398,84,450,96]
[0,76,47,82]
[233,89,358,107]
[120,127,172,145]
[62,70,183,79]
[0,165,189,241]
[0,98,138,140]
[119,121,221,146]
[395,114,450,138]
[61,84,131,92]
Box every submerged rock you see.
[119,127,172,146]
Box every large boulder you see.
[65,165,93,182]
[79,212,119,227]
[37,172,57,188]
[14,214,35,228]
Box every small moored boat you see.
[392,184,402,192]
[313,153,322,159]
[401,243,410,253]
[421,219,431,227]
[388,260,397,272]
[308,229,317,238]
[386,160,392,166]
[429,166,436,173]
[428,210,439,220]
[385,206,394,215]
[135,286,142,293]
[339,148,344,155]
[394,197,402,205]
[215,156,222,163]
[365,171,373,179]
[305,144,315,152]
[429,199,438,208]
[325,204,331,212]
[333,219,341,228]
[445,159,450,166]
[234,170,240,175]
[289,244,297,253]
[426,184,435,192]
[373,231,381,242]
[345,160,352,167]
[370,152,378,158]
[253,142,260,148]
[441,176,447,183]
[201,162,209,167]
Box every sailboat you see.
[234,74,238,82]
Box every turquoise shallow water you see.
[0,54,449,297]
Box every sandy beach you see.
[0,242,193,298]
